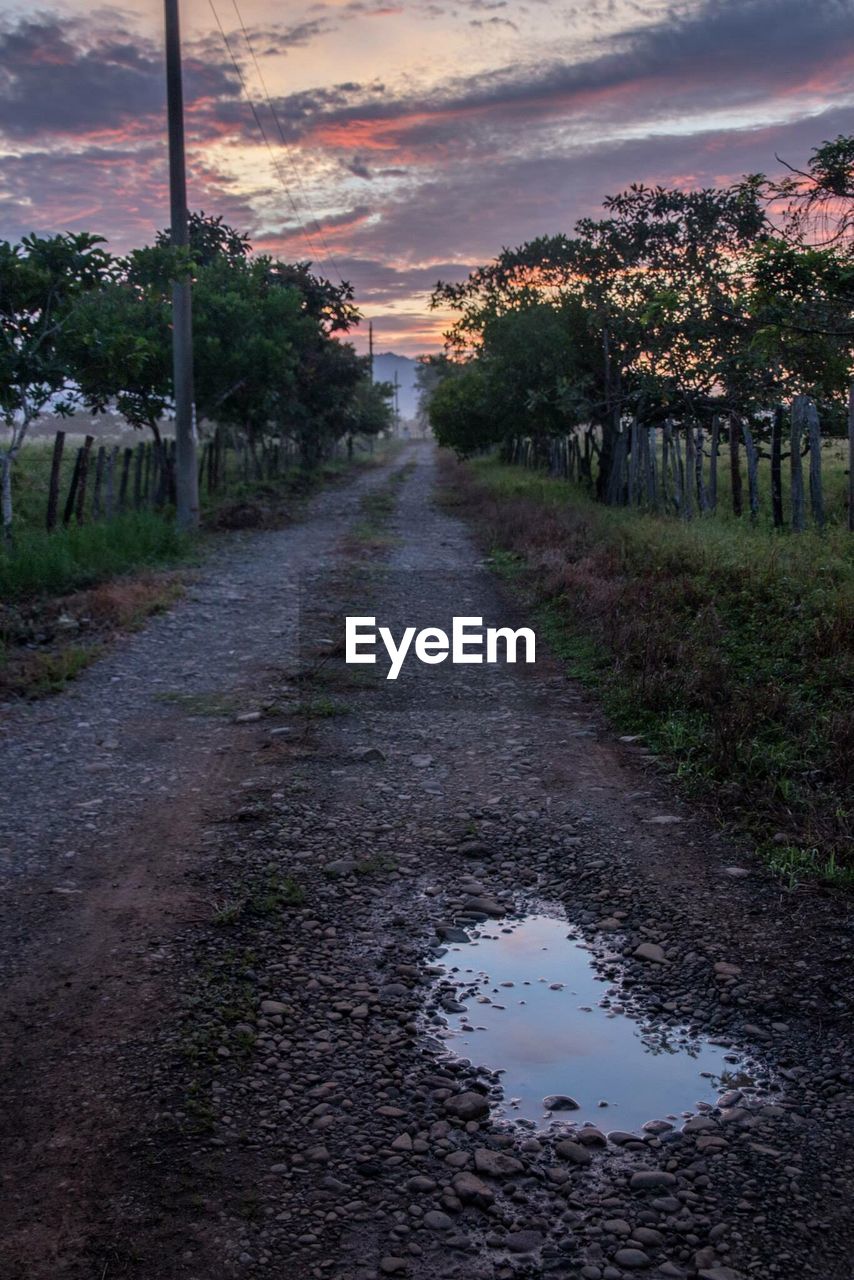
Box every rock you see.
[260,999,288,1015]
[577,1126,608,1146]
[410,754,433,768]
[607,1131,639,1146]
[457,840,491,858]
[325,858,357,876]
[682,1115,717,1134]
[644,815,682,824]
[505,1231,543,1254]
[379,1258,408,1275]
[713,961,742,978]
[630,1170,677,1190]
[721,866,750,878]
[642,1119,673,1134]
[633,942,666,964]
[474,1148,523,1177]
[423,1210,453,1231]
[445,1091,489,1121]
[602,1219,631,1236]
[436,925,470,943]
[234,710,262,723]
[614,1248,650,1268]
[452,1171,494,1204]
[543,1094,580,1111]
[462,896,504,917]
[351,746,385,762]
[555,1139,592,1166]
[577,1126,607,1146]
[698,1269,744,1280]
[391,1133,413,1152]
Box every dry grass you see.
[0,573,185,701]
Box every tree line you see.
[0,213,393,538]
[422,136,854,529]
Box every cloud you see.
[0,13,237,141]
[260,0,854,158]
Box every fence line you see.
[511,398,836,532]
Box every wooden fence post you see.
[770,404,784,529]
[709,415,719,513]
[729,415,743,517]
[105,447,117,519]
[683,425,695,520]
[62,448,83,527]
[133,442,144,509]
[805,399,825,531]
[628,417,640,505]
[790,395,806,533]
[46,430,65,531]
[92,445,106,520]
[119,447,133,510]
[74,435,94,525]
[741,419,760,521]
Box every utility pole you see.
[368,321,374,382]
[164,0,199,530]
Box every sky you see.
[0,0,852,354]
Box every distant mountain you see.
[371,352,419,421]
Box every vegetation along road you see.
[0,441,851,1280]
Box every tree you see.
[0,232,113,539]
[428,363,495,455]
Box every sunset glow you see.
[0,0,852,353]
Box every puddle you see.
[427,913,760,1132]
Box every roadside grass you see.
[444,454,854,885]
[0,572,184,701]
[0,511,191,600]
[1,434,399,699]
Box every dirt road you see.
[1,442,852,1280]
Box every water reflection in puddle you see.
[430,914,756,1132]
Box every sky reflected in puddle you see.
[431,914,755,1132]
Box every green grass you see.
[451,455,854,884]
[0,511,191,599]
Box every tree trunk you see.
[791,395,806,533]
[806,399,824,531]
[729,415,743,517]
[683,425,695,520]
[709,415,719,513]
[770,404,784,529]
[46,430,66,532]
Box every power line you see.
[207,0,328,270]
[228,0,348,285]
